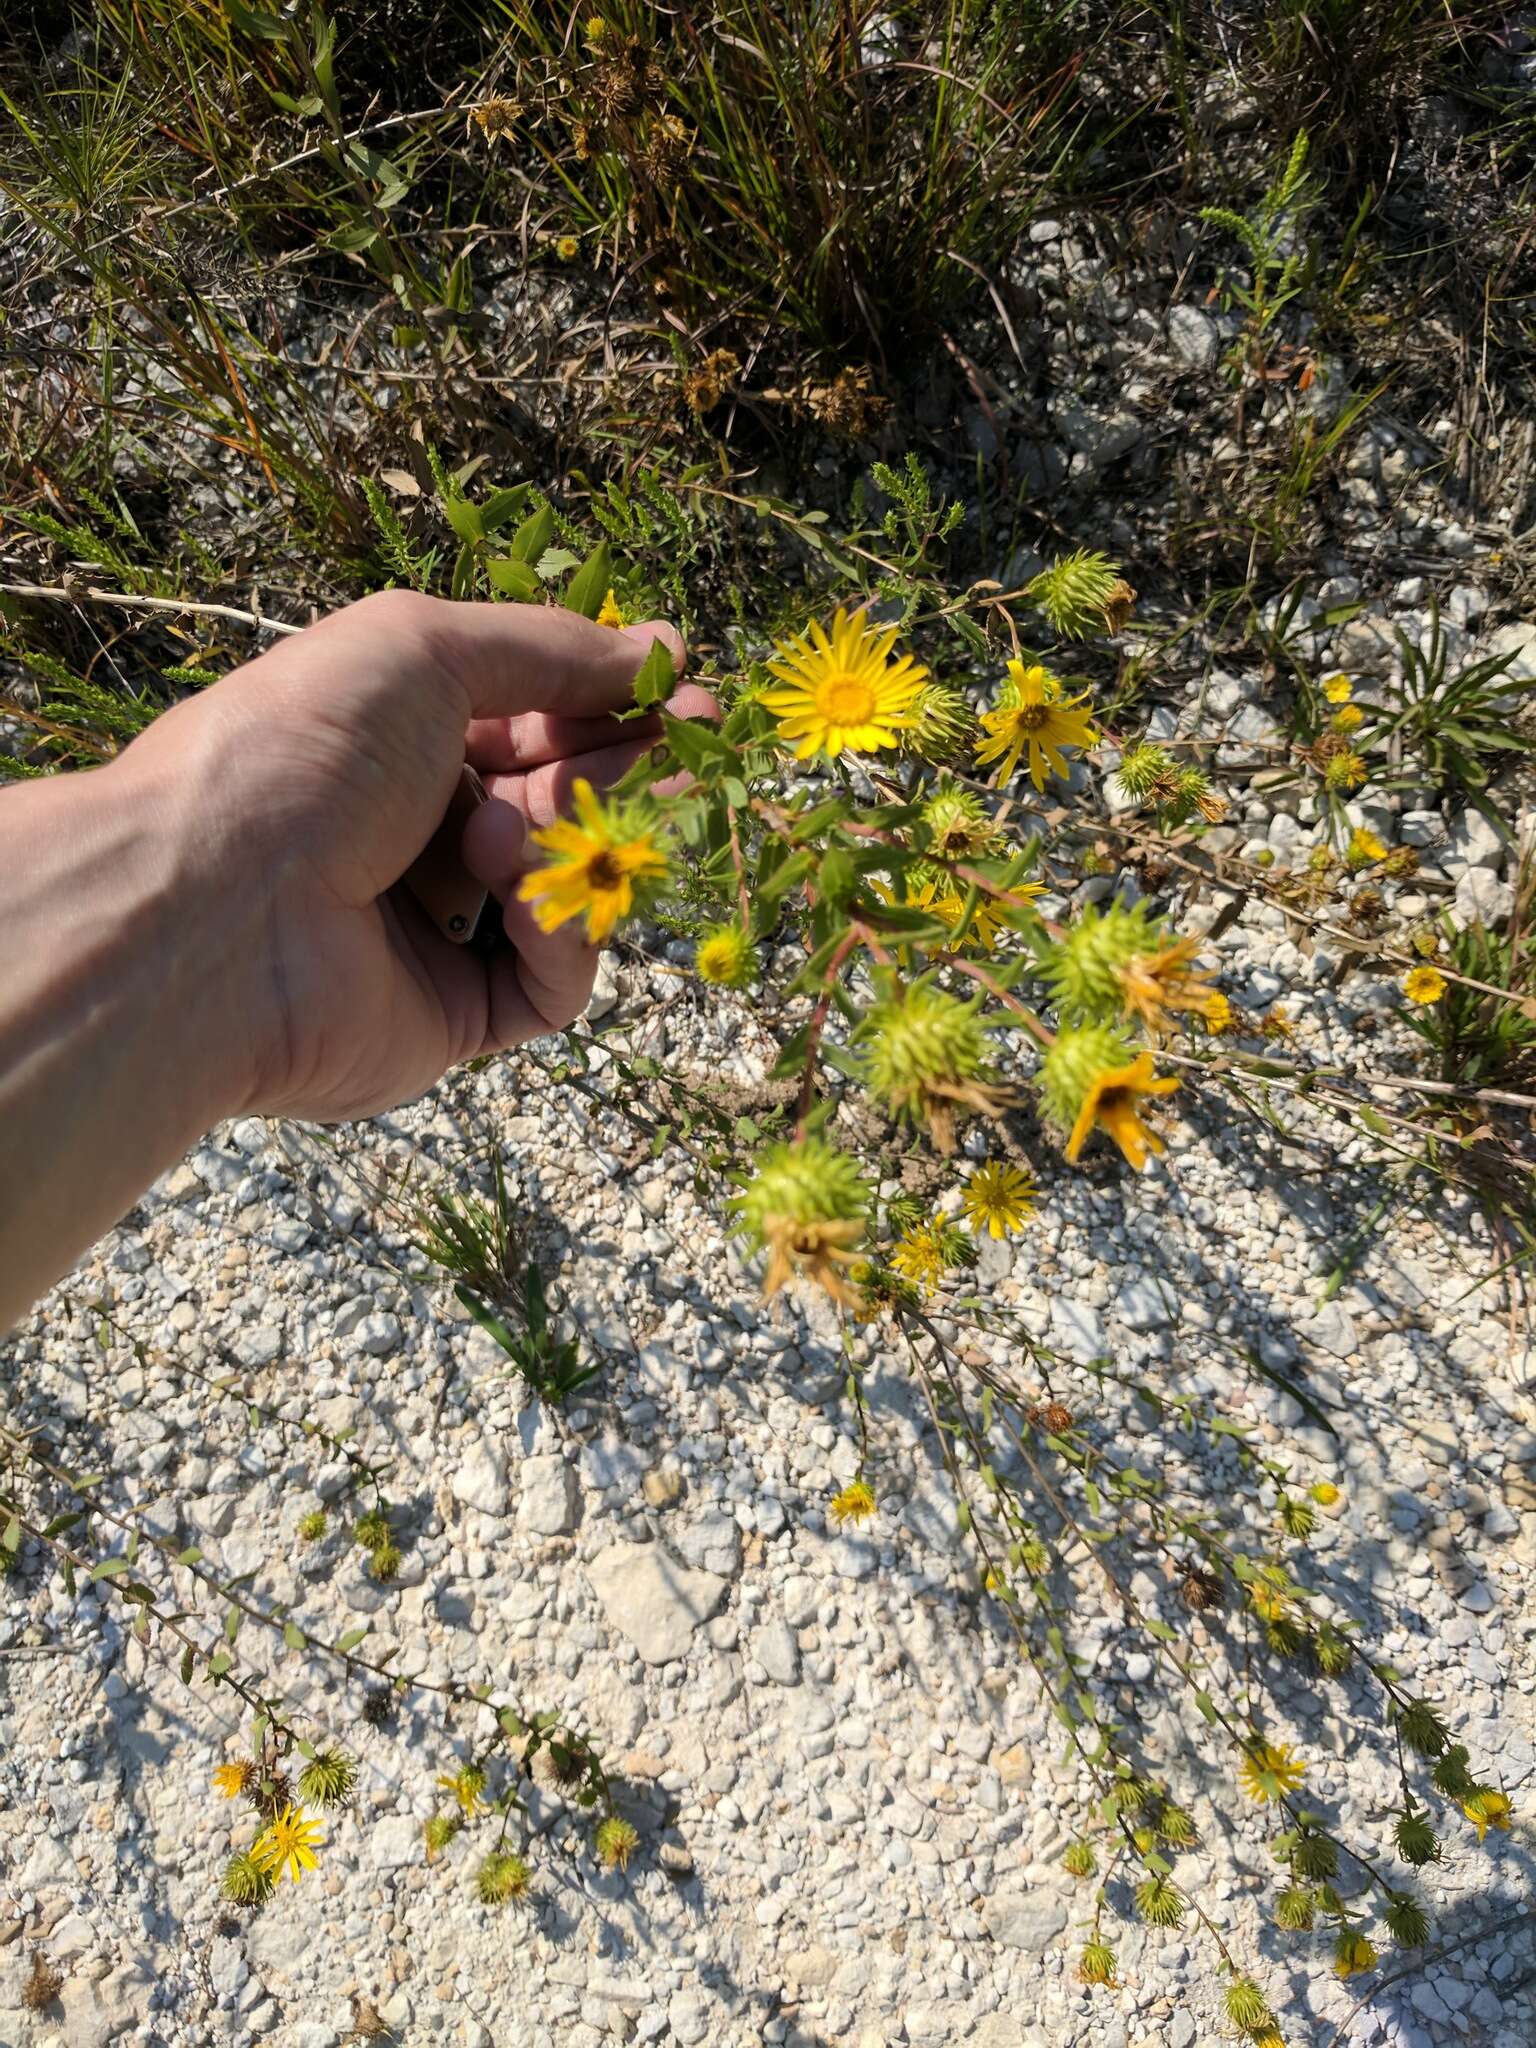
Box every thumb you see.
[390,593,686,722]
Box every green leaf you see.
[209,1649,232,1678]
[510,505,555,563]
[454,1285,516,1358]
[535,546,581,581]
[479,484,532,534]
[224,1607,241,1644]
[441,494,484,545]
[2,1515,19,1553]
[337,1627,368,1653]
[225,0,289,37]
[562,542,612,619]
[631,637,677,713]
[1195,1690,1218,1724]
[283,1623,306,1651]
[486,556,541,601]
[90,1554,131,1581]
[180,1644,195,1684]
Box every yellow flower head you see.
[595,587,624,628]
[1346,827,1386,867]
[829,1478,877,1527]
[250,1805,324,1886]
[1248,1582,1289,1623]
[1332,703,1364,733]
[974,660,1098,792]
[1463,1788,1512,1842]
[437,1764,488,1817]
[1041,1027,1179,1172]
[695,922,754,987]
[1402,965,1447,1005]
[1239,1743,1306,1804]
[960,1160,1037,1238]
[760,608,928,760]
[1309,1481,1340,1506]
[555,233,581,262]
[890,1223,949,1294]
[213,1760,256,1800]
[732,1138,870,1307]
[1333,1930,1378,1979]
[1324,675,1353,704]
[1118,933,1216,1036]
[1203,991,1235,1035]
[1323,749,1368,793]
[517,779,668,944]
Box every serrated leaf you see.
[631,636,676,713]
[562,542,612,619]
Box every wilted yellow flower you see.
[251,1806,324,1886]
[733,1139,869,1307]
[1118,933,1216,1035]
[517,779,668,944]
[1402,965,1446,1005]
[1240,1743,1306,1804]
[760,608,927,760]
[213,1760,255,1800]
[1041,1028,1180,1173]
[437,1764,488,1817]
[960,1161,1037,1238]
[1324,749,1368,792]
[829,1479,876,1527]
[975,660,1097,792]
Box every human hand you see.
[122,589,709,1123]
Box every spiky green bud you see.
[1026,549,1135,638]
[220,1850,276,1906]
[732,1138,869,1249]
[1394,1699,1447,1759]
[1112,742,1171,800]
[423,1813,463,1857]
[1134,1875,1185,1928]
[1393,1810,1439,1866]
[368,1540,402,1583]
[694,922,754,988]
[1046,903,1163,1023]
[1078,1938,1116,1985]
[354,1510,391,1552]
[919,779,997,860]
[298,1750,357,1809]
[1038,1023,1136,1129]
[1385,1891,1429,1948]
[475,1850,532,1905]
[1157,1805,1197,1847]
[594,1815,640,1871]
[298,1508,328,1542]
[1432,1743,1474,1796]
[1291,1832,1338,1881]
[1312,1622,1354,1677]
[900,681,978,764]
[1223,1979,1273,2031]
[1275,1885,1315,1931]
[1279,1495,1316,1541]
[1062,1839,1097,1878]
[858,981,995,1129]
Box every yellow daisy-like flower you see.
[829,1479,877,1527]
[1324,675,1353,704]
[974,660,1098,792]
[1203,991,1236,1035]
[1324,749,1368,792]
[595,588,624,628]
[1240,1743,1306,1805]
[437,1764,488,1817]
[890,1223,948,1294]
[1064,1051,1180,1172]
[517,778,668,944]
[1118,934,1216,1036]
[555,234,580,262]
[694,922,754,987]
[760,608,928,760]
[1463,1788,1512,1841]
[1309,1481,1341,1506]
[1248,1582,1289,1623]
[250,1805,324,1886]
[1402,965,1447,1005]
[1332,703,1364,733]
[213,1760,254,1800]
[960,1161,1037,1238]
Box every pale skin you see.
[0,590,708,1332]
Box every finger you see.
[387,595,686,723]
[482,894,601,1049]
[464,680,718,775]
[477,686,722,828]
[461,796,528,891]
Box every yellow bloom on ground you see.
[437,1765,488,1817]
[1463,1788,1512,1841]
[974,660,1098,792]
[213,1761,253,1799]
[1248,1583,1289,1623]
[1064,1050,1179,1172]
[1333,1930,1378,1978]
[961,1161,1037,1238]
[829,1479,877,1527]
[1240,1743,1306,1804]
[517,779,667,944]
[1310,1481,1341,1506]
[1332,703,1364,732]
[890,1223,948,1293]
[694,922,754,987]
[555,234,580,262]
[1324,749,1368,792]
[1346,827,1387,867]
[1324,675,1353,704]
[1118,934,1216,1035]
[595,588,624,628]
[760,608,928,760]
[1203,991,1235,1035]
[250,1805,324,1886]
[1402,965,1447,1005]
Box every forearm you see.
[0,753,250,1331]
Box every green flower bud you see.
[1291,1832,1338,1881]
[733,1139,869,1247]
[423,1813,463,1857]
[1111,742,1171,800]
[1134,1875,1185,1928]
[858,980,1004,1150]
[1062,1839,1097,1878]
[298,1750,357,1809]
[919,778,998,860]
[594,1815,641,1871]
[1393,1811,1439,1866]
[1274,1885,1316,1932]
[1385,1891,1430,1948]
[1432,1743,1475,1797]
[1038,1022,1137,1128]
[1047,903,1164,1023]
[475,1850,532,1905]
[220,1850,275,1906]
[1223,1979,1273,2031]
[1026,548,1135,638]
[900,681,979,764]
[1394,1699,1448,1759]
[1078,1937,1116,1985]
